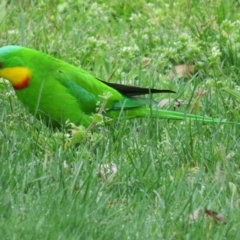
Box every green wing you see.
[54,66,164,113]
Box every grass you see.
[1,0,240,239]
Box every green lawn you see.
[1,0,240,239]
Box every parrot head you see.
[0,45,32,90]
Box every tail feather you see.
[108,107,238,124]
[115,107,236,124]
[150,108,226,123]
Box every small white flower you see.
[99,163,118,183]
[5,90,15,97]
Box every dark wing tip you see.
[99,79,175,96]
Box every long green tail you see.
[150,108,228,123]
[110,107,237,124]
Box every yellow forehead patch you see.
[0,67,31,86]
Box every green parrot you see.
[0,45,231,127]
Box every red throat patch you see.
[13,76,30,90]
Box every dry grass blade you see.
[168,64,195,79]
[204,209,227,225]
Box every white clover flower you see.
[121,44,139,58]
[205,78,214,87]
[120,71,127,79]
[88,36,97,44]
[221,19,234,30]
[146,3,154,7]
[8,30,18,35]
[211,46,221,58]
[142,34,149,41]
[5,90,15,97]
[96,39,107,48]
[102,16,108,22]
[132,44,140,52]
[90,2,99,11]
[122,46,131,53]
[129,13,142,22]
